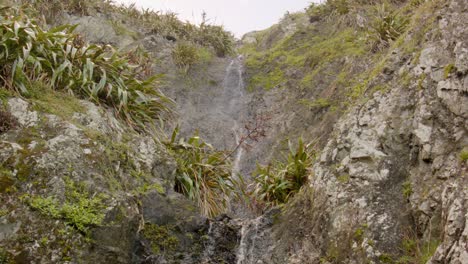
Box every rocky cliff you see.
[0,0,467,263]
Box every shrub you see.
[166,127,234,217]
[172,43,199,73]
[19,0,235,57]
[251,138,314,207]
[197,19,234,57]
[367,4,409,51]
[0,9,173,130]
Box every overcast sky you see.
[114,0,321,37]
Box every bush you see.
[251,138,314,207]
[0,8,173,130]
[166,127,234,217]
[27,0,235,58]
[172,43,199,73]
[367,4,409,51]
[197,17,234,57]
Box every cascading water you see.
[200,56,275,264]
[221,56,246,179]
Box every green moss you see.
[26,81,86,120]
[299,98,332,110]
[249,67,285,91]
[197,46,214,65]
[402,181,412,199]
[133,182,165,195]
[0,165,14,193]
[353,224,367,243]
[142,223,179,255]
[400,70,412,87]
[443,64,456,79]
[337,174,350,183]
[244,27,366,92]
[379,254,394,263]
[0,247,12,264]
[0,209,8,217]
[417,73,426,90]
[460,149,468,162]
[172,42,215,73]
[26,179,107,234]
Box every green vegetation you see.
[172,43,199,72]
[133,182,165,195]
[307,0,350,17]
[252,138,314,207]
[460,149,468,162]
[367,4,409,51]
[402,181,412,199]
[172,43,213,73]
[397,237,440,264]
[0,247,11,263]
[0,209,8,217]
[0,8,173,130]
[337,174,350,183]
[27,179,107,234]
[243,27,366,91]
[26,81,86,120]
[299,98,332,110]
[0,88,13,103]
[21,0,234,57]
[0,170,14,193]
[444,64,456,79]
[142,223,179,255]
[166,127,234,217]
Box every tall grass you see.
[367,3,409,51]
[251,138,314,207]
[0,8,173,129]
[22,0,235,57]
[166,127,234,218]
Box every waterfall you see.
[221,56,246,178]
[201,56,272,264]
[235,217,262,264]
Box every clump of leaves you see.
[27,180,107,234]
[166,127,234,218]
[0,8,173,130]
[196,12,234,57]
[172,43,199,73]
[367,4,409,51]
[251,138,314,207]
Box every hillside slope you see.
[0,0,466,263]
[236,0,467,263]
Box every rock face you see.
[1,0,467,263]
[231,0,468,263]
[0,97,210,263]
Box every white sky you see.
[113,0,321,37]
